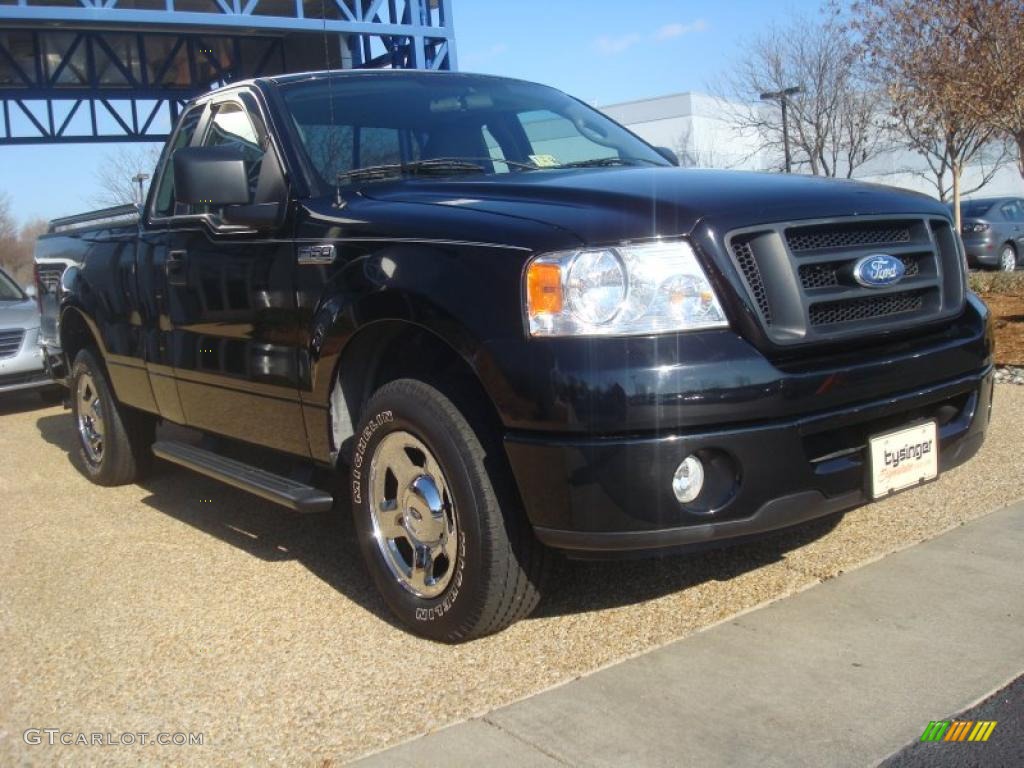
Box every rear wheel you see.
[999,244,1017,272]
[350,378,548,642]
[70,348,155,486]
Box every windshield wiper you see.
[552,157,662,169]
[428,156,540,171]
[336,158,490,186]
[335,156,545,188]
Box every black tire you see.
[350,378,548,642]
[70,348,155,486]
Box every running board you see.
[152,440,334,514]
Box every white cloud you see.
[655,19,709,41]
[594,19,708,55]
[594,33,643,55]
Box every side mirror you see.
[173,146,250,207]
[655,147,680,166]
[222,202,282,229]
[23,284,37,300]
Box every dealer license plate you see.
[868,421,939,499]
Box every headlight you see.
[525,241,728,337]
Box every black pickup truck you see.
[35,70,993,642]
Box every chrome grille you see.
[0,329,24,359]
[725,216,964,346]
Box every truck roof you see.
[197,69,532,103]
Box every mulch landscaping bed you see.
[981,293,1024,366]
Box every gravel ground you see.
[1,384,1023,767]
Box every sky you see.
[0,0,820,224]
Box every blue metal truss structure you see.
[0,1,457,144]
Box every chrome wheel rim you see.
[1000,247,1016,272]
[76,372,104,465]
[368,430,458,598]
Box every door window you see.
[202,102,264,208]
[999,200,1023,220]
[151,106,203,218]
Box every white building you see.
[601,91,1024,201]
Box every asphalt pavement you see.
[881,675,1024,768]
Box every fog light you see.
[672,455,705,504]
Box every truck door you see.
[140,103,205,425]
[156,93,308,456]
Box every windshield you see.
[281,74,669,192]
[0,268,25,301]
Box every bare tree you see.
[955,0,1024,179]
[91,144,163,208]
[0,194,48,285]
[0,192,16,244]
[717,13,888,177]
[850,0,1012,228]
[894,111,1010,201]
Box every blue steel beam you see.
[0,0,457,144]
[0,0,456,65]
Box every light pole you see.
[131,172,150,206]
[760,86,803,174]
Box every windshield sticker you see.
[528,154,560,168]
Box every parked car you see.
[0,265,62,401]
[954,196,1024,271]
[36,71,993,642]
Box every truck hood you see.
[0,298,39,330]
[359,166,948,246]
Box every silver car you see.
[0,266,62,401]
[955,197,1024,271]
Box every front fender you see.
[303,240,530,409]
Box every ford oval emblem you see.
[853,254,905,288]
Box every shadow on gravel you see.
[0,389,63,417]
[533,514,843,618]
[36,412,844,631]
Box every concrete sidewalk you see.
[355,502,1024,767]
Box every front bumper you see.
[506,366,993,556]
[0,327,58,394]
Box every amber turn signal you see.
[526,262,563,316]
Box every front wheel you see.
[350,379,548,642]
[999,244,1017,272]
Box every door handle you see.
[166,249,188,287]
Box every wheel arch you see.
[321,315,506,465]
[59,305,106,366]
